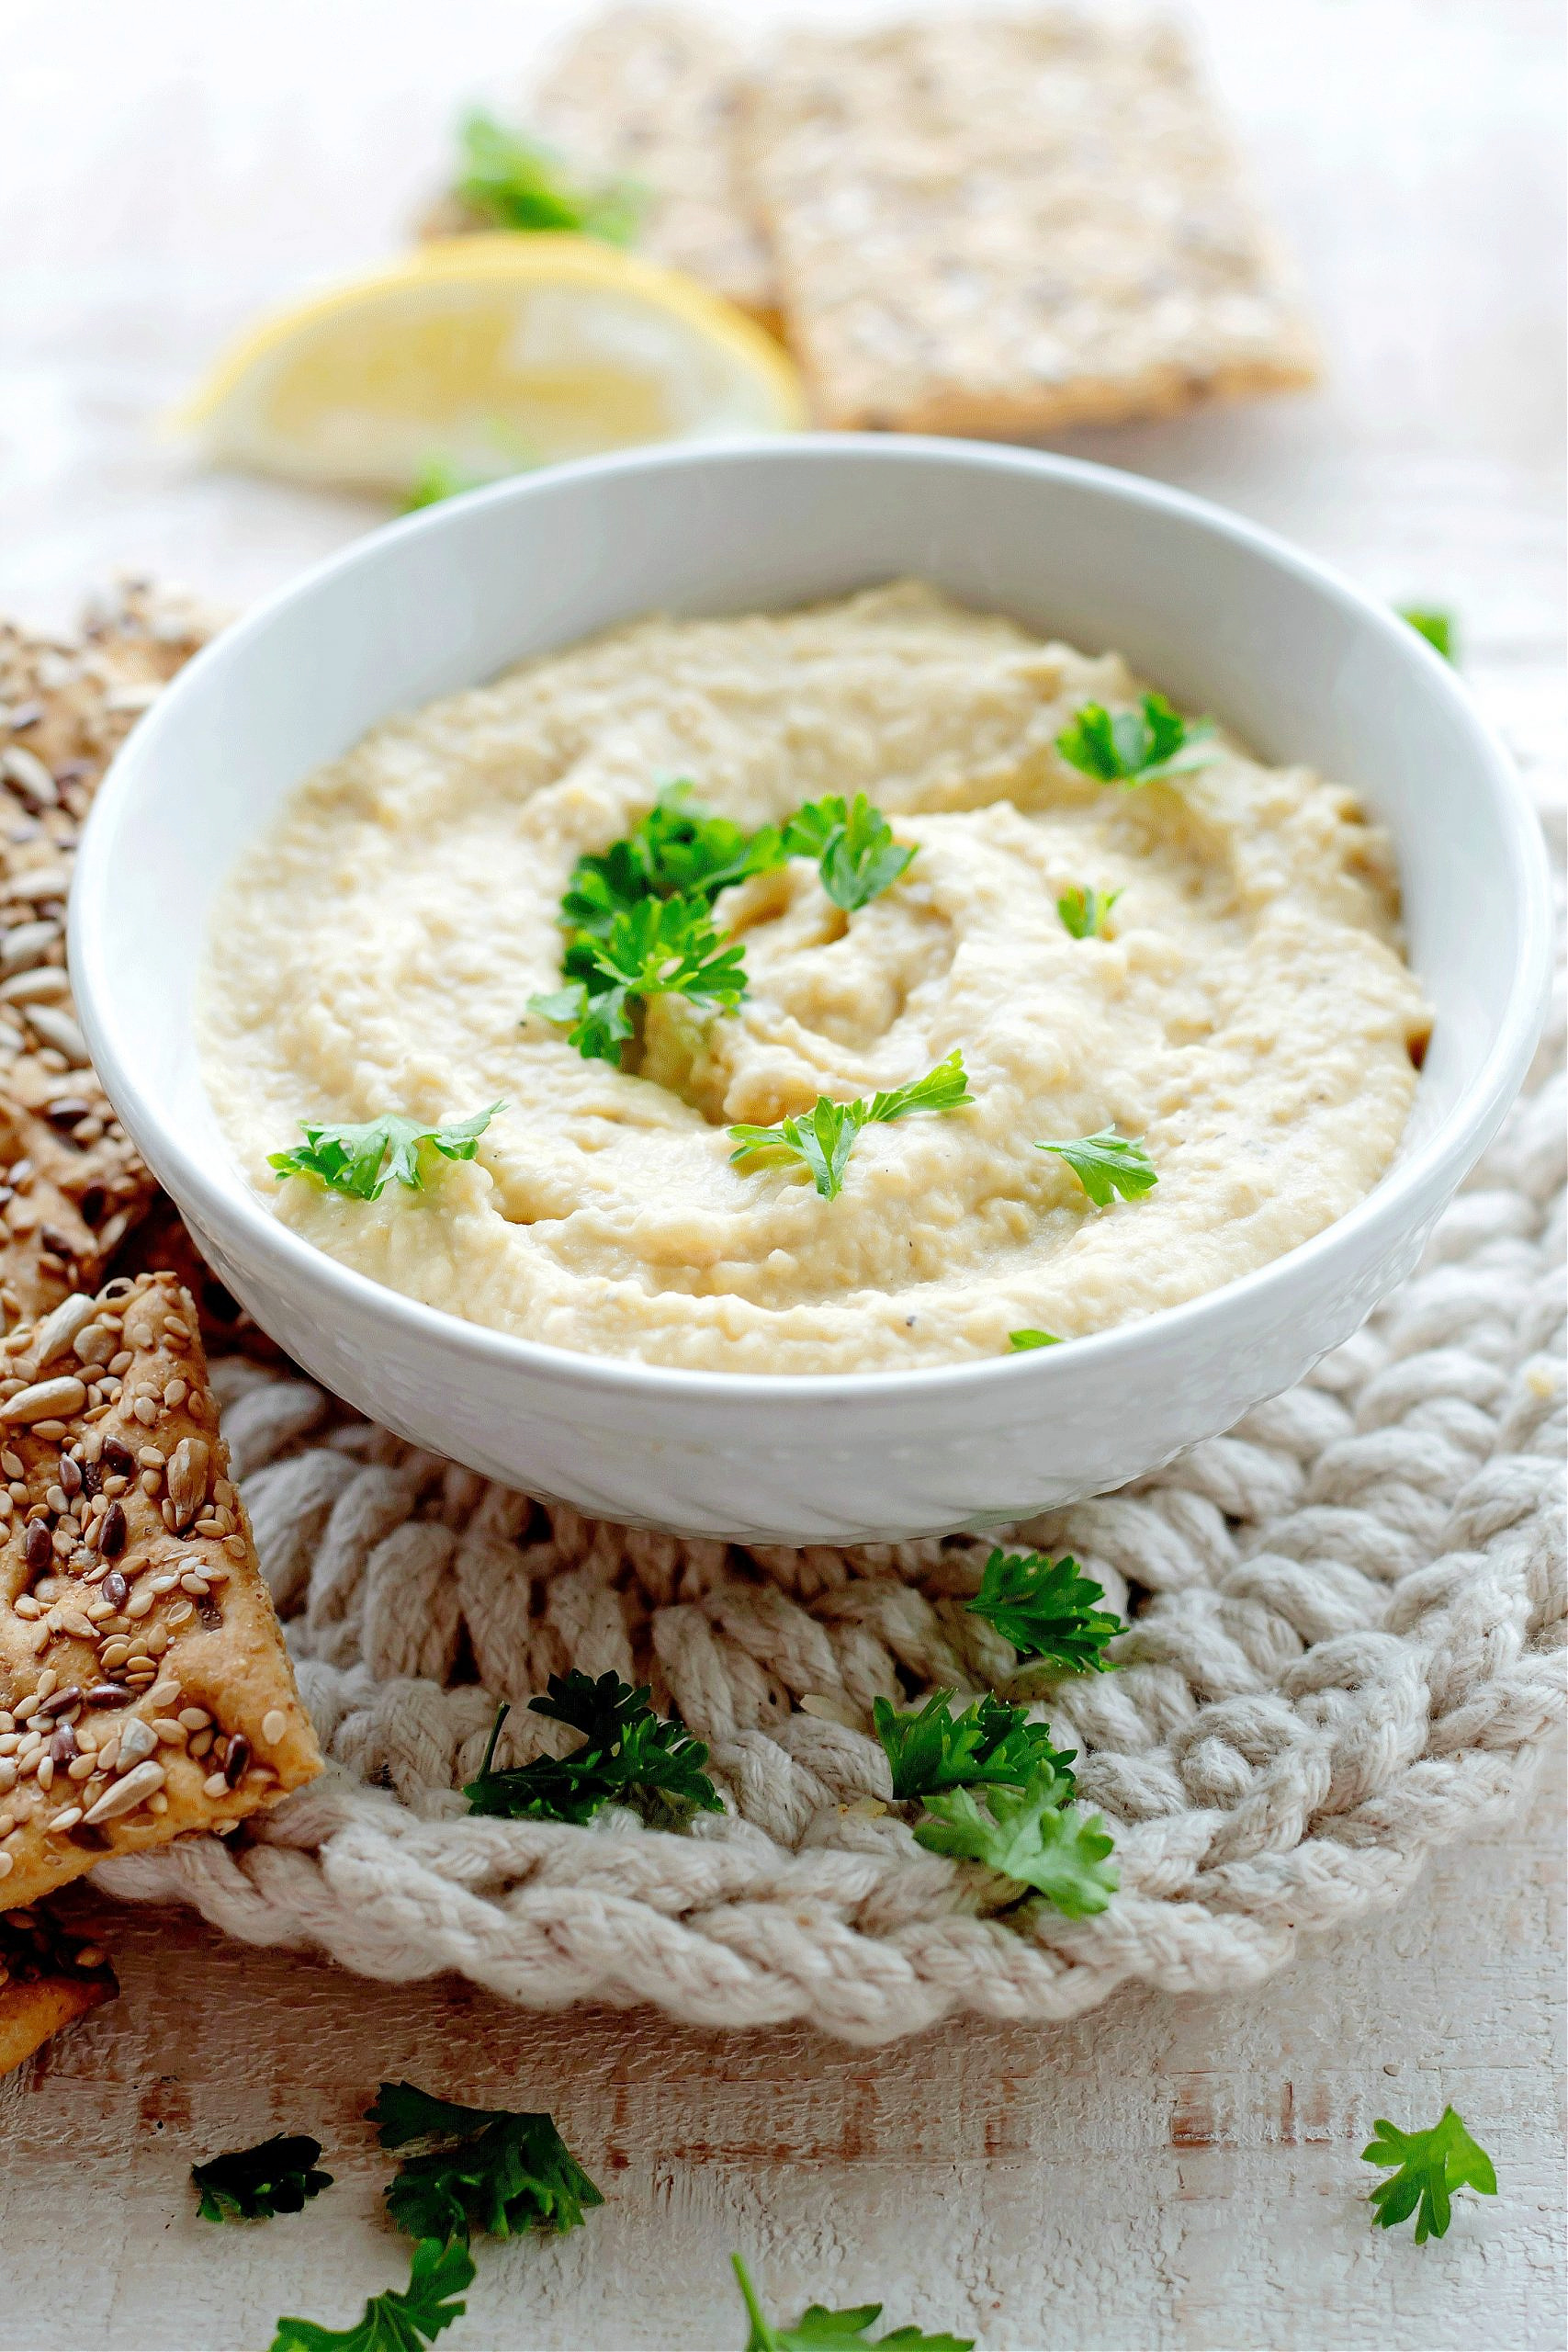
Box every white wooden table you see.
[1,4,1562,2346]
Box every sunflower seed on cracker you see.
[743,7,1320,435]
[0,1271,321,1913]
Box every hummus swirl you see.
[199,582,1430,1374]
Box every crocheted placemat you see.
[96,843,1566,2045]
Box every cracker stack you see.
[457,4,1317,436]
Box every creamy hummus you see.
[198,582,1430,1374]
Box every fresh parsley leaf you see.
[1056,885,1122,939]
[191,2133,333,2223]
[1036,1126,1157,1206]
[912,1761,1117,1917]
[268,1104,501,1200]
[731,2256,973,2350]
[563,784,784,936]
[1361,2107,1496,2243]
[874,1689,1076,1803]
[454,108,643,244]
[1398,606,1457,662]
[1055,693,1215,786]
[966,1548,1126,1677]
[368,2081,604,2245]
[464,1673,723,1829]
[269,2234,473,2352]
[782,793,917,911]
[531,894,748,1065]
[728,1050,973,1200]
[1008,1329,1063,1351]
[402,456,488,513]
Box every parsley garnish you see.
[454,109,643,244]
[269,1104,501,1200]
[1055,693,1215,786]
[531,894,749,1066]
[563,783,784,935]
[913,1759,1117,1917]
[1008,1329,1062,1351]
[874,1689,1075,1803]
[1398,606,1457,662]
[1056,885,1122,939]
[269,2234,473,2352]
[402,456,487,512]
[368,2081,604,2245]
[781,793,916,911]
[1037,1126,1157,1206]
[732,2256,973,2350]
[966,1548,1126,1677]
[1361,2107,1496,2243]
[464,1672,722,1829]
[191,2132,333,2223]
[728,1050,973,1200]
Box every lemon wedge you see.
[173,235,807,495]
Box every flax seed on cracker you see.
[743,7,1320,435]
[0,1272,321,1913]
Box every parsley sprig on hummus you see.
[1056,692,1215,786]
[728,1050,974,1200]
[532,895,749,1065]
[564,782,784,933]
[269,1105,501,1200]
[781,791,917,911]
[1057,884,1122,939]
[1038,1127,1157,1205]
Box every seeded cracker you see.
[1,1904,117,2077]
[0,1272,321,1911]
[743,8,1320,434]
[425,6,777,323]
[1,581,214,1327]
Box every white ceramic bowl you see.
[71,438,1551,1544]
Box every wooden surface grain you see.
[1,3,1563,2347]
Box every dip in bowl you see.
[70,439,1551,1540]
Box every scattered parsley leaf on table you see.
[913,1761,1118,1917]
[967,1549,1126,1677]
[1056,884,1122,939]
[1037,1126,1157,1206]
[402,456,488,512]
[731,2255,974,2350]
[454,108,643,243]
[728,1050,973,1201]
[1361,2107,1497,2243]
[268,2233,473,2352]
[368,2081,604,2245]
[1008,1329,1063,1351]
[464,1672,722,1828]
[269,1105,501,1200]
[1055,693,1216,786]
[874,1689,1076,1802]
[1398,606,1457,662]
[782,793,917,911]
[191,2132,333,2223]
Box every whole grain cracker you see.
[743,7,1320,435]
[425,6,777,323]
[0,1903,117,2076]
[0,1091,156,1334]
[0,1272,321,1913]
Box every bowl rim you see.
[70,433,1555,1408]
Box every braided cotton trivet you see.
[96,836,1566,2043]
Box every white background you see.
[0,3,1562,2346]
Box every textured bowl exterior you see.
[70,439,1552,1543]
